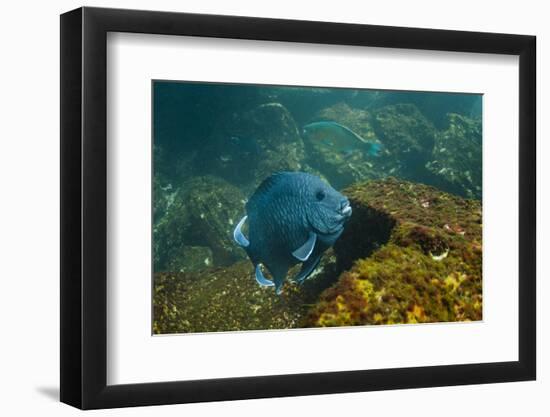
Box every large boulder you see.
[426,113,482,199]
[244,103,307,187]
[303,102,445,191]
[305,177,482,327]
[371,103,437,183]
[154,176,247,271]
[194,102,308,191]
[154,178,483,333]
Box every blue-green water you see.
[152,81,482,332]
[154,82,481,198]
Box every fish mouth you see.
[340,200,352,218]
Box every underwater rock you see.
[153,255,340,333]
[425,113,482,199]
[305,177,482,327]
[196,102,308,190]
[242,103,307,188]
[259,87,367,124]
[304,103,382,189]
[154,176,247,271]
[365,91,482,129]
[153,174,176,228]
[165,245,214,273]
[371,104,437,183]
[154,178,482,333]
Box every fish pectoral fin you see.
[255,264,274,287]
[295,255,322,284]
[233,215,250,247]
[292,232,317,261]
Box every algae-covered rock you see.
[196,102,307,190]
[371,104,437,182]
[153,255,339,334]
[165,245,214,273]
[364,91,481,129]
[154,177,482,333]
[242,102,307,188]
[426,113,482,199]
[260,87,352,124]
[153,174,176,227]
[305,177,482,327]
[154,176,247,271]
[304,102,441,190]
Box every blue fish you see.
[302,121,382,157]
[233,172,352,294]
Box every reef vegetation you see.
[152,84,482,333]
[306,177,482,327]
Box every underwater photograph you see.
[152,81,483,334]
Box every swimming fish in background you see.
[233,172,352,294]
[302,121,382,157]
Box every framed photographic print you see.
[60,6,536,409]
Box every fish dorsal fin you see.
[304,121,369,144]
[233,215,250,247]
[255,264,275,287]
[292,232,317,261]
[246,172,289,212]
[333,122,368,144]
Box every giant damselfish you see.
[233,172,352,294]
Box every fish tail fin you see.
[366,142,383,157]
[269,264,289,295]
[274,280,285,295]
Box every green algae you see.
[305,177,482,327]
[426,113,482,199]
[154,175,247,271]
[371,104,437,182]
[153,177,482,333]
[153,255,340,334]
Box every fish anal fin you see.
[255,264,274,287]
[292,232,317,261]
[268,263,289,295]
[274,275,286,295]
[295,255,322,284]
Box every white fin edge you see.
[292,232,317,261]
[233,215,250,247]
[255,264,275,287]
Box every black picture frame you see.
[60,6,536,410]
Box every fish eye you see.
[315,190,326,201]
